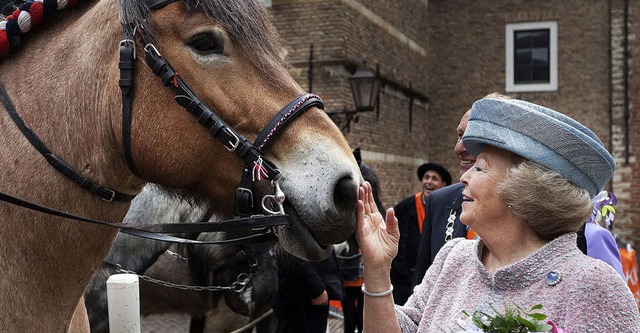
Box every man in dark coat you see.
[390,162,451,305]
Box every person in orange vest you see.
[619,243,640,309]
[390,162,451,305]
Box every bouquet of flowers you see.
[454,303,567,333]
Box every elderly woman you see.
[356,96,640,332]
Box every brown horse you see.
[0,0,359,332]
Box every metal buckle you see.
[144,43,161,57]
[119,39,136,60]
[102,189,116,203]
[236,188,254,209]
[222,127,240,152]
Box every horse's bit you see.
[0,0,325,244]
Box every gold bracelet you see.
[361,283,393,297]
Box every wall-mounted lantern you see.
[307,45,382,132]
[349,65,380,112]
[307,44,428,133]
[325,62,381,132]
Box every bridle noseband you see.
[0,0,326,244]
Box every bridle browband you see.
[0,0,325,244]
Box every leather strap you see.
[142,46,282,181]
[143,0,180,10]
[0,190,286,245]
[254,93,324,152]
[236,165,257,216]
[0,85,135,202]
[236,94,324,216]
[119,30,140,176]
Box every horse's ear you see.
[353,148,362,166]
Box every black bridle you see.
[0,0,324,244]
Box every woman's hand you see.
[356,182,399,274]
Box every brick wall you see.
[622,0,639,245]
[426,0,611,174]
[272,0,435,208]
[427,0,640,245]
[270,0,639,243]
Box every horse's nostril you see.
[333,175,358,214]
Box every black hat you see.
[417,163,452,186]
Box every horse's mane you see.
[120,0,287,79]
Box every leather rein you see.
[0,0,324,245]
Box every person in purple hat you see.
[390,163,451,305]
[355,95,640,332]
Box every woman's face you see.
[459,146,513,229]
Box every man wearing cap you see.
[390,162,451,305]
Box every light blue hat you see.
[462,97,615,198]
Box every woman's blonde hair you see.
[497,160,593,240]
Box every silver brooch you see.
[546,271,562,286]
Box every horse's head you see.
[120,0,360,260]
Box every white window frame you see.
[505,21,558,92]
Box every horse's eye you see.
[188,33,224,55]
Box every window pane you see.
[533,66,550,81]
[515,32,532,49]
[513,29,550,84]
[531,48,548,63]
[515,66,532,82]
[532,31,549,47]
[515,49,532,65]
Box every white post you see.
[107,273,141,333]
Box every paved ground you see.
[140,313,191,333]
[140,312,344,333]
